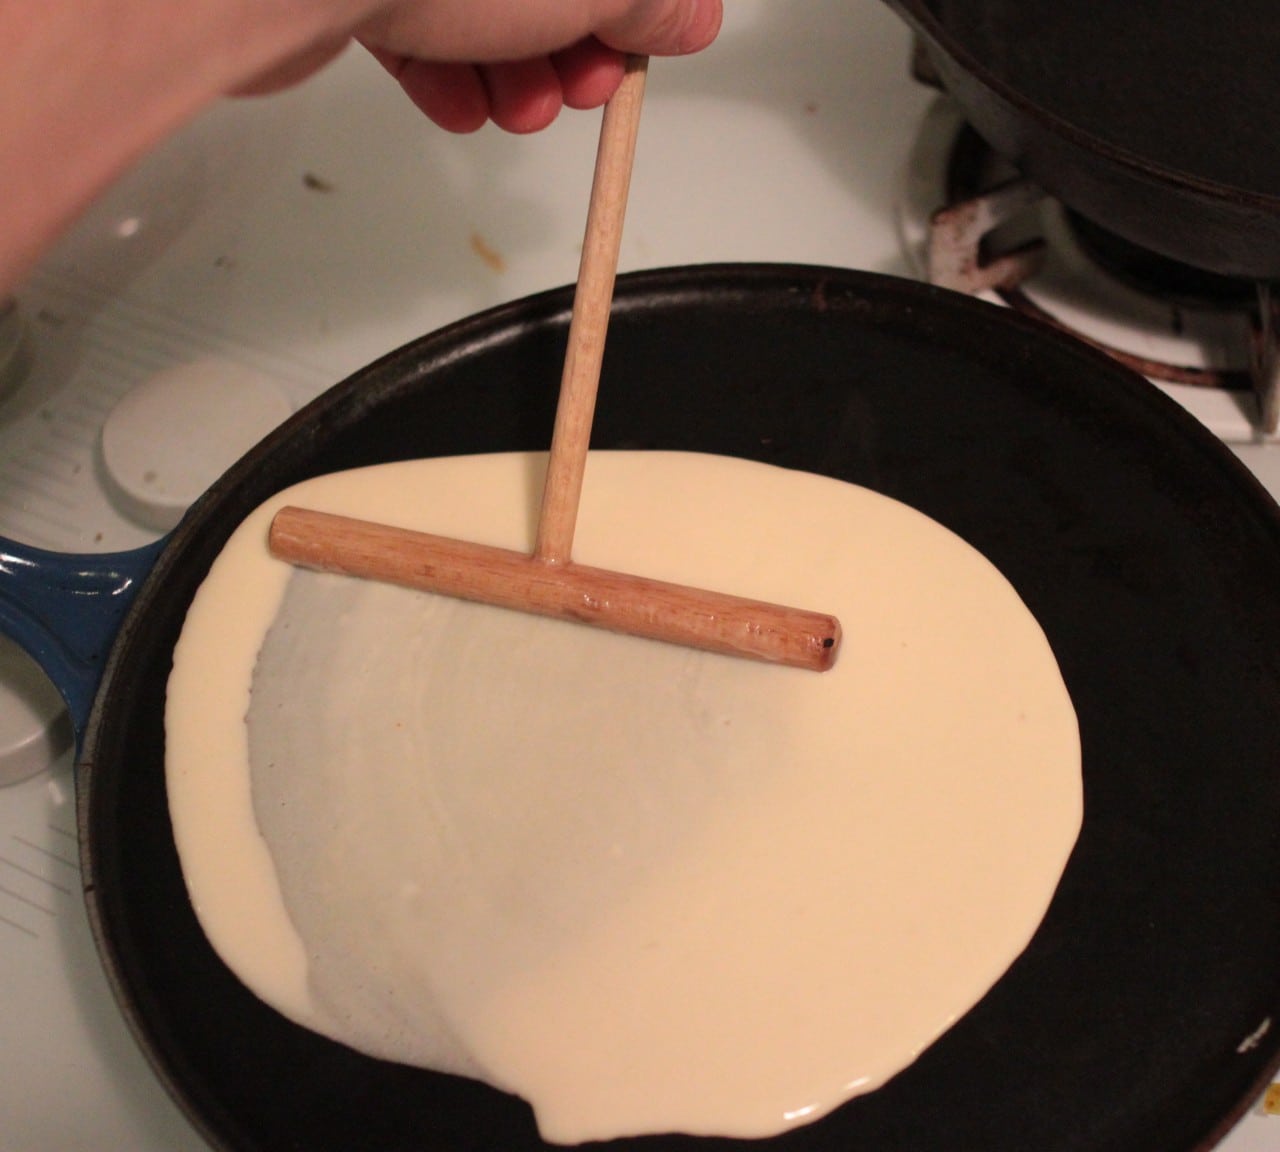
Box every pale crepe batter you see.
[166,451,1081,1144]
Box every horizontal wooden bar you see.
[269,505,841,672]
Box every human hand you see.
[244,0,724,134]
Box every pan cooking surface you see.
[79,266,1280,1152]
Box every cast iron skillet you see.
[9,265,1280,1151]
[885,0,1280,280]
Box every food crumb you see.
[470,231,507,273]
[303,172,335,193]
[1263,1083,1280,1115]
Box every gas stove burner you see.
[944,124,1266,316]
[1062,211,1260,313]
[911,115,1280,435]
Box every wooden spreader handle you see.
[269,506,842,672]
[267,57,843,673]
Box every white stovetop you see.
[0,2,1275,1149]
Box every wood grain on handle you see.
[534,54,648,565]
[269,505,842,672]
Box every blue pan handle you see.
[0,535,168,750]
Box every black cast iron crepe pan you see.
[18,264,1277,1151]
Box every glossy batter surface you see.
[166,451,1081,1143]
